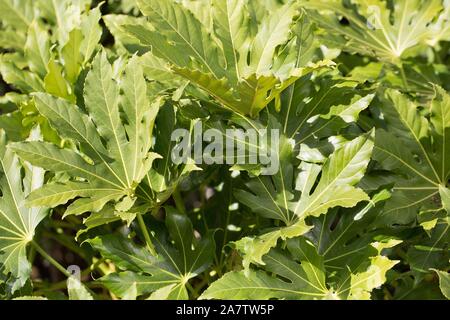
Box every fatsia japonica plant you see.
[0,0,448,301]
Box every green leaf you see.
[139,102,201,208]
[211,0,249,85]
[103,14,151,54]
[44,58,71,101]
[125,0,323,116]
[203,229,399,300]
[62,28,83,84]
[31,92,109,162]
[10,52,160,224]
[35,0,88,45]
[234,221,313,274]
[306,189,401,298]
[347,254,399,299]
[279,75,374,146]
[139,51,184,83]
[67,276,94,300]
[372,87,450,225]
[391,271,448,299]
[202,238,331,300]
[0,26,26,51]
[134,0,226,79]
[0,111,29,142]
[234,135,298,225]
[0,129,47,291]
[407,218,449,278]
[0,56,44,93]
[0,0,34,32]
[80,4,103,65]
[90,208,215,299]
[308,191,390,264]
[292,131,374,218]
[433,269,450,299]
[426,3,450,46]
[234,131,374,268]
[24,20,50,78]
[304,0,446,63]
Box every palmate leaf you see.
[79,3,103,66]
[32,0,95,50]
[0,2,102,95]
[0,2,103,144]
[0,56,45,93]
[89,208,215,300]
[407,218,449,279]
[403,216,449,300]
[0,129,47,291]
[305,189,402,298]
[103,14,152,55]
[0,0,35,33]
[367,87,450,225]
[303,0,447,63]
[201,235,399,300]
[0,29,25,52]
[124,0,324,117]
[426,0,450,46]
[279,74,375,150]
[307,190,391,270]
[10,52,160,223]
[234,131,374,271]
[382,62,449,102]
[203,238,331,299]
[390,274,447,299]
[136,102,201,211]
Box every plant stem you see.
[31,241,71,278]
[27,244,36,264]
[173,188,186,214]
[434,48,442,64]
[399,63,409,91]
[34,264,94,292]
[42,231,88,261]
[136,213,157,256]
[151,206,160,218]
[219,180,232,270]
[186,281,198,299]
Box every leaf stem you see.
[136,213,157,256]
[33,259,107,296]
[399,63,409,91]
[173,188,186,214]
[151,206,160,218]
[31,241,71,278]
[42,231,88,261]
[434,48,442,64]
[27,244,36,264]
[186,281,198,299]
